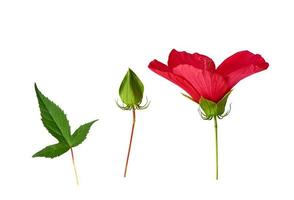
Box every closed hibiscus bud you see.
[117,68,150,177]
[119,68,144,109]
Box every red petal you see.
[148,60,201,102]
[168,49,216,71]
[216,51,269,89]
[173,64,229,102]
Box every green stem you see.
[213,116,219,180]
[124,108,136,177]
[70,148,79,185]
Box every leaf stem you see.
[213,116,219,180]
[70,148,79,185]
[124,108,136,177]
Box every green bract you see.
[33,83,97,158]
[199,91,232,120]
[119,68,144,107]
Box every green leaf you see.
[35,83,71,145]
[33,83,97,160]
[199,97,217,117]
[71,120,98,147]
[216,91,232,116]
[119,68,144,107]
[33,143,70,158]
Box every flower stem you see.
[124,108,136,177]
[213,116,219,180]
[70,148,79,185]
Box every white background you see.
[0,0,293,199]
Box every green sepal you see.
[119,68,144,107]
[199,97,218,117]
[217,91,232,116]
[33,143,70,158]
[199,91,232,119]
[181,93,196,103]
[71,120,98,147]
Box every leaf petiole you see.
[70,148,79,185]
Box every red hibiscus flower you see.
[148,49,269,103]
[148,49,269,180]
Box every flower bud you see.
[119,68,144,108]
